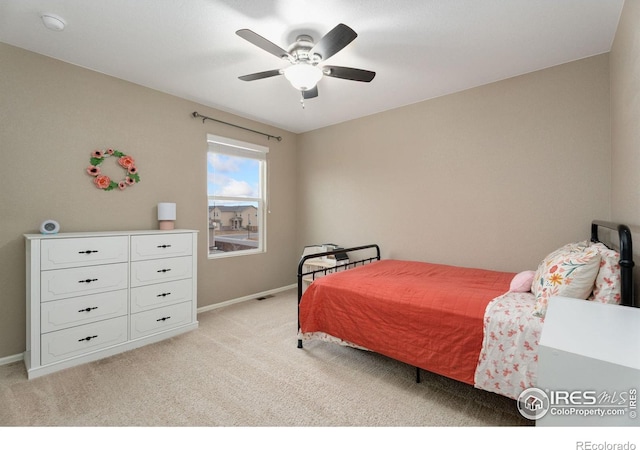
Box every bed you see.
[297,220,636,400]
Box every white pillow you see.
[588,242,622,305]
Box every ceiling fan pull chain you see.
[300,92,306,109]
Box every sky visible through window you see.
[207,152,260,200]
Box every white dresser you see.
[537,296,640,426]
[24,229,198,379]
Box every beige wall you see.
[610,0,640,300]
[0,43,299,358]
[297,54,612,273]
[611,0,640,226]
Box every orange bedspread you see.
[299,259,515,385]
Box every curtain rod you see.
[192,112,282,142]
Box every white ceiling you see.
[0,0,625,134]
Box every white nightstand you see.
[537,296,640,426]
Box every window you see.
[207,134,268,258]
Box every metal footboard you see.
[297,244,380,348]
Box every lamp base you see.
[159,220,175,230]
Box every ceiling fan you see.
[236,23,376,101]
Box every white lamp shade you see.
[283,64,323,91]
[157,203,176,221]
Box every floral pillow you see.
[588,242,621,305]
[532,243,601,317]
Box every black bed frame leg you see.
[416,367,421,383]
[297,339,303,349]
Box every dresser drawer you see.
[130,301,192,339]
[130,233,193,261]
[41,263,128,302]
[41,290,128,333]
[130,279,193,313]
[41,236,128,270]
[40,316,128,365]
[130,256,192,287]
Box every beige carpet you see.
[0,288,532,427]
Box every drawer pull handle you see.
[157,316,171,322]
[78,278,98,283]
[78,250,99,255]
[157,244,172,248]
[78,335,98,342]
[157,292,172,297]
[157,269,172,273]
[78,306,98,313]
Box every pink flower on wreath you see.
[128,166,138,175]
[86,165,100,176]
[126,176,136,185]
[118,181,127,190]
[106,148,114,155]
[118,155,135,169]
[92,150,104,158]
[94,175,111,189]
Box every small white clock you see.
[40,220,60,234]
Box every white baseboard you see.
[197,283,296,314]
[0,352,24,367]
[0,284,297,368]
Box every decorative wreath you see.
[86,148,140,191]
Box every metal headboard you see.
[590,220,636,307]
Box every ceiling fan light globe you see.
[283,64,323,91]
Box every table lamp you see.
[158,202,176,230]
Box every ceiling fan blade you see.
[302,86,318,99]
[238,69,282,81]
[323,66,376,82]
[236,29,291,60]
[310,23,357,61]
